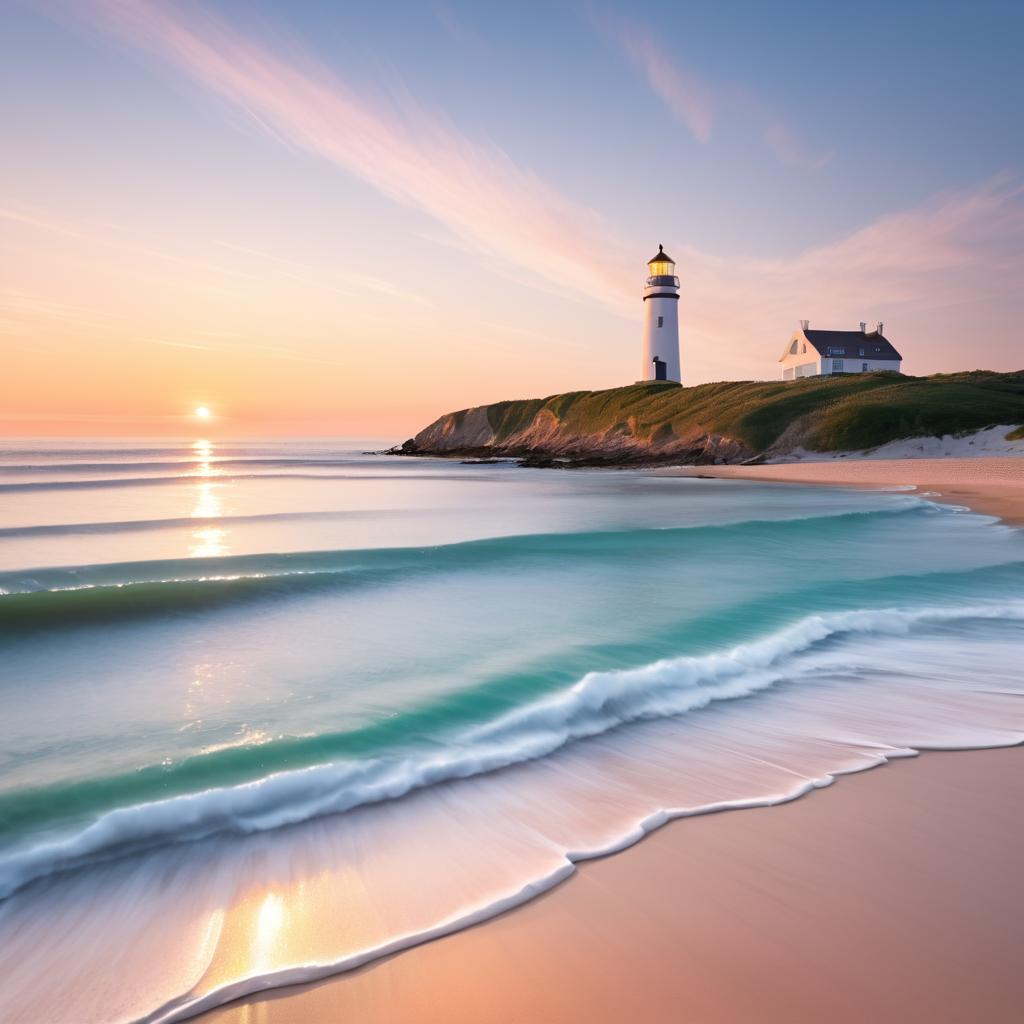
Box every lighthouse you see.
[640,244,681,383]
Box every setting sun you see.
[2,5,1023,1024]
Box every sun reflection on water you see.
[193,438,214,474]
[189,439,230,556]
[192,483,222,519]
[183,662,212,730]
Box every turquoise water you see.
[1,440,1022,1023]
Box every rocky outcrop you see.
[395,372,1024,468]
[404,383,756,466]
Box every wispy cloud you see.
[676,177,1024,378]
[28,4,1024,387]
[62,0,634,311]
[0,286,125,331]
[216,240,431,305]
[138,334,347,368]
[732,87,835,171]
[758,118,834,171]
[0,206,84,239]
[610,22,714,144]
[598,15,831,170]
[2,200,255,281]
[0,410,187,423]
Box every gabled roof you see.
[648,244,675,265]
[803,329,901,361]
[778,329,903,363]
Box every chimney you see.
[876,321,884,335]
[799,319,809,331]
[859,322,866,333]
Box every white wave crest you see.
[2,600,1023,902]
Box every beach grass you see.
[471,370,1024,454]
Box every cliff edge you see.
[402,371,1024,466]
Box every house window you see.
[832,359,844,372]
[858,348,865,356]
[801,343,806,353]
[862,362,868,372]
[657,315,664,328]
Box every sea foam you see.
[2,600,1021,903]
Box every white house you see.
[780,321,902,380]
[639,245,681,383]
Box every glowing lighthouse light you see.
[640,244,681,383]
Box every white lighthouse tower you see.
[640,244,681,383]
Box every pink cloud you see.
[608,23,714,144]
[601,15,831,171]
[758,115,834,172]
[676,177,1024,379]
[39,3,1024,383]
[65,0,636,312]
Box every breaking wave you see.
[2,599,1022,902]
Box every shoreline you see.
[199,459,1023,1024]
[393,451,1023,528]
[662,455,1024,527]
[204,745,1024,1024]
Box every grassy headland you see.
[406,371,1024,465]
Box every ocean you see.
[1,439,1022,1023]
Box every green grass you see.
[440,371,1024,454]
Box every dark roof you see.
[803,329,902,361]
[648,244,675,265]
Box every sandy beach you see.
[669,455,1024,527]
[6,3,1022,1020]
[202,457,1024,1024]
[205,746,1024,1024]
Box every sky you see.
[2,0,1022,438]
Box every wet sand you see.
[667,455,1024,527]
[202,458,1024,1024]
[204,747,1024,1024]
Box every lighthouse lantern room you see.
[640,244,681,383]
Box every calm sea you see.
[1,439,1022,1023]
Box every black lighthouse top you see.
[648,244,675,265]
[644,244,679,296]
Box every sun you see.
[194,406,211,421]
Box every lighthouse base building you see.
[639,245,681,383]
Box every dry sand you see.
[203,457,1024,1024]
